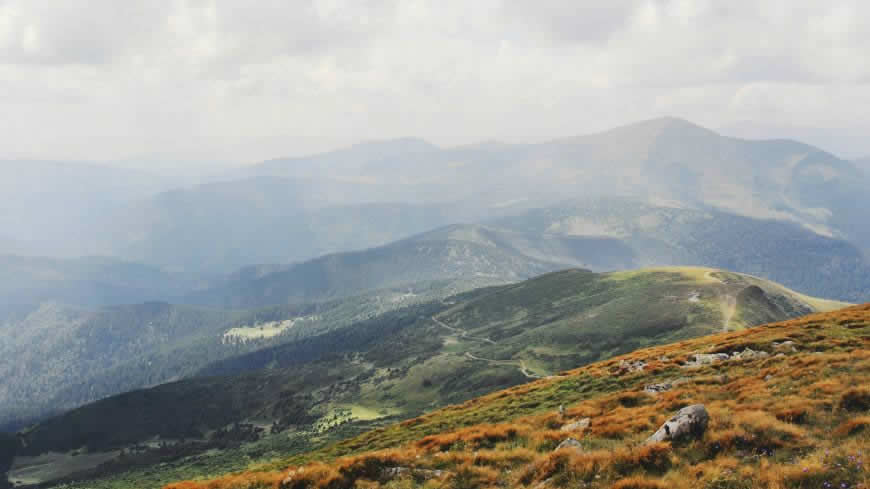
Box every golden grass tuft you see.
[610,476,669,489]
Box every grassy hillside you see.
[0,280,465,433]
[165,304,869,489]
[15,268,847,488]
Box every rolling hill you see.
[182,224,635,309]
[170,303,870,489]
[6,267,848,488]
[184,198,870,311]
[491,198,870,302]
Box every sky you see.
[1,0,869,166]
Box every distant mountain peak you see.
[347,137,438,152]
[612,116,719,137]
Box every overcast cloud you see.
[1,0,869,164]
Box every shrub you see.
[832,416,870,437]
[612,443,672,475]
[839,387,870,412]
[448,463,499,489]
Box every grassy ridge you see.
[166,304,870,489]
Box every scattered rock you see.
[382,467,448,480]
[772,340,798,352]
[730,348,769,360]
[281,468,305,487]
[645,404,709,444]
[682,353,730,368]
[560,417,591,431]
[555,438,583,451]
[644,377,689,394]
[764,374,773,381]
[618,359,647,373]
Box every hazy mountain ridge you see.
[0,161,178,258]
[3,118,867,277]
[0,255,193,319]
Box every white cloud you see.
[0,0,868,163]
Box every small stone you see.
[644,377,689,394]
[560,417,591,431]
[555,438,583,451]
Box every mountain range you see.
[5,117,868,276]
[2,117,869,488]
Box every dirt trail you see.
[431,316,496,345]
[464,352,543,379]
[720,294,737,332]
[705,270,725,284]
[433,316,544,379]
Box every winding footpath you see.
[432,316,543,379]
[431,316,496,345]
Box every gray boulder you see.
[645,404,709,444]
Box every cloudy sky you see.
[1,0,869,166]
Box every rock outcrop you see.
[645,404,709,444]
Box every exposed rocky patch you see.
[617,359,647,373]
